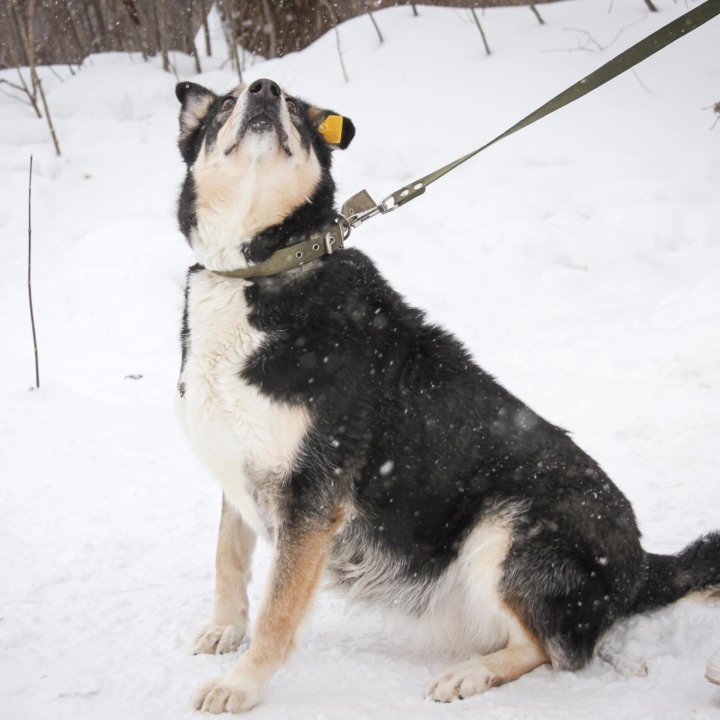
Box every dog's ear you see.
[176,82,217,161]
[307,106,355,150]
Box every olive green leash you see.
[216,0,720,281]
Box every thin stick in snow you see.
[705,101,720,130]
[529,4,545,25]
[366,5,384,44]
[470,8,491,57]
[11,0,61,155]
[27,155,40,390]
[334,26,349,83]
[317,0,347,83]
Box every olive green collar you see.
[211,220,348,280]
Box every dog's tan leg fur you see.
[193,513,343,714]
[428,603,549,702]
[193,495,256,655]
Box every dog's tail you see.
[632,532,720,613]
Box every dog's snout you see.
[248,79,281,101]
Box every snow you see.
[1,1,719,718]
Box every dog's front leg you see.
[194,495,256,655]
[193,513,341,714]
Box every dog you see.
[174,78,720,714]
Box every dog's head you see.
[175,79,355,271]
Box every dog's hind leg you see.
[427,631,548,702]
[193,494,256,655]
[193,510,344,714]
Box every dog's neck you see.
[246,186,337,263]
[191,183,339,275]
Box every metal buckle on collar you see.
[325,215,351,255]
[324,230,337,255]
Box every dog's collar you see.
[209,190,384,280]
[211,219,348,280]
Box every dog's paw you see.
[192,622,248,655]
[192,674,264,714]
[426,662,493,703]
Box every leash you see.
[216,0,720,281]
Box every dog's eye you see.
[286,99,298,114]
[221,97,235,112]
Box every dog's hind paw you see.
[192,622,248,655]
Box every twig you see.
[366,4,383,44]
[0,86,33,105]
[219,0,242,83]
[632,69,651,94]
[318,0,348,83]
[0,77,31,94]
[564,27,605,51]
[411,3,418,16]
[470,8,491,56]
[559,17,647,55]
[27,155,40,390]
[200,0,212,56]
[34,76,61,156]
[12,0,61,155]
[705,101,720,130]
[152,1,170,72]
[48,65,65,83]
[8,20,41,117]
[334,26,349,83]
[643,0,658,11]
[15,69,40,116]
[529,4,545,25]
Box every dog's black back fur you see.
[243,248,656,668]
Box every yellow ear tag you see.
[318,114,344,144]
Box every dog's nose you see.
[248,79,281,101]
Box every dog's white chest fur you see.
[177,271,310,537]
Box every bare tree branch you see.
[471,7,491,56]
[366,4,384,44]
[529,3,545,24]
[334,25,349,83]
[11,0,61,155]
[0,76,30,94]
[706,101,720,131]
[219,0,243,83]
[27,155,40,390]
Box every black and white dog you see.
[174,78,719,714]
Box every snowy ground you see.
[1,1,719,718]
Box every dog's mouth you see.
[226,109,292,157]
